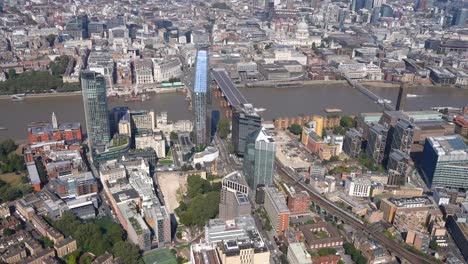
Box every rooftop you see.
[265,187,289,213]
[388,196,432,208]
[427,135,468,156]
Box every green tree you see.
[170,132,179,141]
[288,124,302,135]
[312,42,317,50]
[227,142,235,154]
[3,228,14,237]
[429,239,439,250]
[317,248,337,256]
[217,118,231,139]
[45,34,56,47]
[38,236,54,248]
[7,69,18,79]
[112,241,141,264]
[340,115,355,128]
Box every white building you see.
[135,132,166,158]
[345,177,372,197]
[265,47,308,66]
[338,63,383,80]
[193,146,219,167]
[275,19,322,48]
[287,243,312,264]
[152,58,182,83]
[134,59,154,84]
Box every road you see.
[276,161,436,264]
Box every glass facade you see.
[81,71,111,153]
[232,104,262,156]
[243,128,275,191]
[193,50,208,146]
[422,135,468,189]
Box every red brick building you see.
[28,123,82,144]
[454,116,468,136]
[287,191,311,214]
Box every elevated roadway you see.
[212,68,248,107]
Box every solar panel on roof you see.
[447,138,467,151]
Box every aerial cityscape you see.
[0,0,467,263]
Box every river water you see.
[1,84,467,141]
[0,93,192,142]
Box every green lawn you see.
[159,159,174,165]
[143,248,177,264]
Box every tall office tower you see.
[391,119,414,155]
[421,135,468,189]
[232,104,262,156]
[81,71,111,152]
[366,123,388,165]
[343,128,363,158]
[452,8,468,27]
[243,128,275,191]
[193,50,208,146]
[380,4,393,17]
[219,171,250,220]
[396,83,408,111]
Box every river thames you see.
[1,83,467,141]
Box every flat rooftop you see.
[428,135,468,156]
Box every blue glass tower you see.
[193,50,208,146]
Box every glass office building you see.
[243,128,275,191]
[421,135,468,189]
[232,104,262,156]
[193,50,208,146]
[81,71,111,153]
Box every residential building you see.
[297,222,343,249]
[391,119,414,155]
[387,149,410,185]
[264,187,290,233]
[53,172,98,198]
[54,237,77,258]
[81,71,111,153]
[232,104,262,156]
[243,128,275,190]
[421,135,468,189]
[380,196,436,232]
[405,231,429,253]
[287,190,311,214]
[193,50,208,146]
[366,124,388,165]
[343,128,363,158]
[454,116,468,136]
